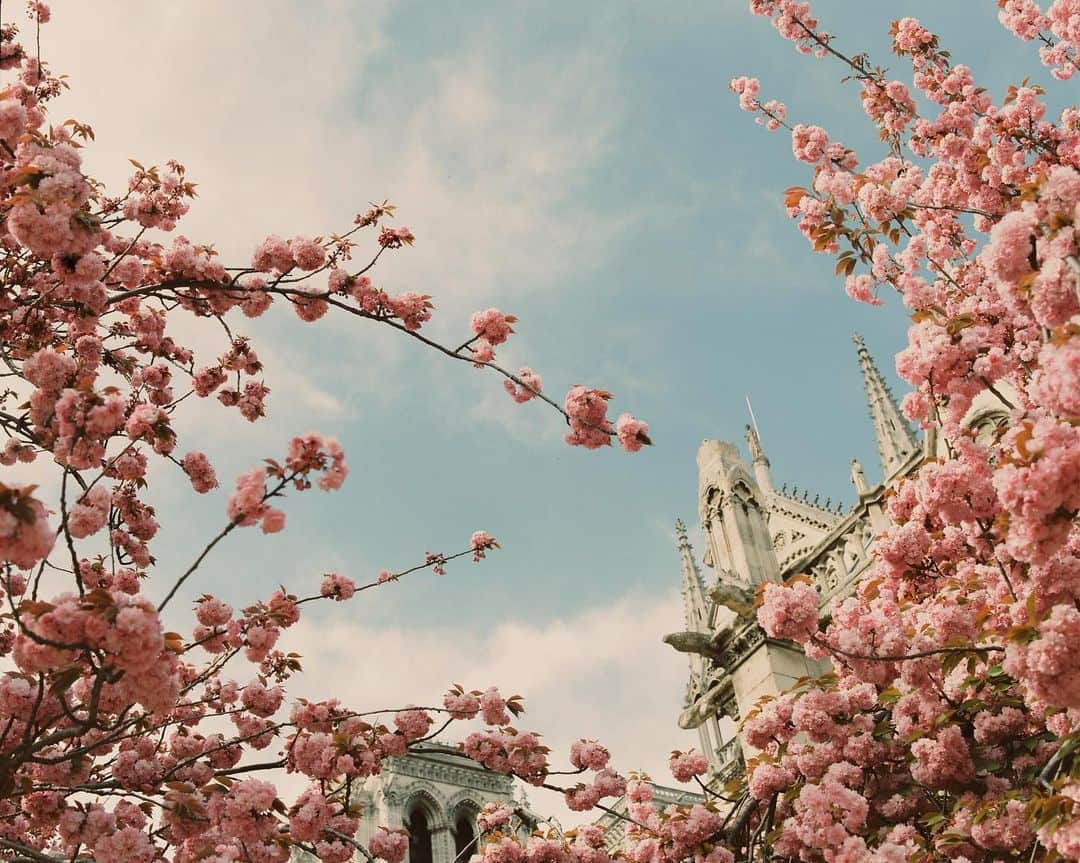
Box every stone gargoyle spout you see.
[662,630,722,659]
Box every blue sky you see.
[34,0,1062,819]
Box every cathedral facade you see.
[664,334,1008,786]
[294,744,535,863]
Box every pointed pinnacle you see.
[852,332,919,479]
[676,519,709,631]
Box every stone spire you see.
[853,333,919,480]
[676,519,710,632]
[745,424,773,493]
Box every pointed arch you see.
[446,795,482,863]
[402,787,448,863]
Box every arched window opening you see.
[452,811,477,862]
[408,805,434,863]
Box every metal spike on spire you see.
[676,519,710,632]
[853,332,919,480]
[745,398,774,491]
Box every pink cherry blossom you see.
[319,573,356,601]
[67,485,111,539]
[615,414,651,452]
[668,749,708,783]
[564,385,614,449]
[569,739,611,772]
[393,707,433,741]
[180,451,219,493]
[471,529,498,561]
[504,367,543,403]
[480,686,511,725]
[471,308,516,346]
[757,581,819,643]
[477,802,514,833]
[444,688,481,719]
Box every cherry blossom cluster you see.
[476,825,617,863]
[732,1,1080,859]
[729,76,788,131]
[667,749,709,784]
[563,387,651,452]
[999,0,1080,80]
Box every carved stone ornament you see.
[715,621,766,671]
[662,630,723,659]
[707,579,756,620]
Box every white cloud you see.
[45,1,387,247]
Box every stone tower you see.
[665,334,932,784]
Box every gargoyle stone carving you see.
[677,678,731,729]
[662,630,723,660]
[708,579,756,621]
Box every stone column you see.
[432,825,455,863]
